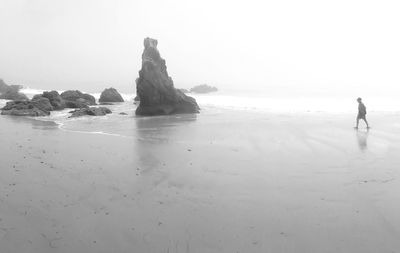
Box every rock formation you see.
[31,96,53,112]
[0,89,29,100]
[190,84,218,93]
[99,88,124,103]
[60,90,96,108]
[178,88,189,93]
[30,90,95,110]
[1,100,50,116]
[1,89,55,116]
[0,79,9,93]
[41,91,65,110]
[0,79,22,93]
[0,79,28,100]
[68,107,111,118]
[0,87,106,117]
[135,38,199,115]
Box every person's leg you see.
[363,118,370,128]
[355,117,360,129]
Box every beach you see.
[1,109,400,253]
[2,0,400,251]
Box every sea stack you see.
[135,38,200,116]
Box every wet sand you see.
[1,111,400,253]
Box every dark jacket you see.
[358,102,366,116]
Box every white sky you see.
[0,0,399,94]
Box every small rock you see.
[69,107,112,118]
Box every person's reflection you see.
[356,129,369,151]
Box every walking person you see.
[355,97,370,129]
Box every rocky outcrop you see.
[99,88,124,103]
[31,96,53,112]
[135,38,200,116]
[190,84,218,93]
[31,90,92,109]
[0,88,101,117]
[1,100,50,116]
[0,80,28,100]
[63,100,89,109]
[0,79,23,93]
[0,79,9,93]
[68,107,111,118]
[178,88,189,93]
[1,88,54,116]
[60,90,96,108]
[41,91,65,110]
[0,90,29,100]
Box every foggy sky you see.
[0,0,399,94]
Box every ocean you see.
[1,87,399,138]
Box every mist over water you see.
[3,84,396,140]
[17,84,400,116]
[1,0,400,97]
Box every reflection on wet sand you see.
[132,114,198,190]
[134,113,197,142]
[135,113,197,128]
[4,115,59,130]
[356,129,369,151]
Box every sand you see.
[1,110,400,253]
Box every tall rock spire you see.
[135,37,200,116]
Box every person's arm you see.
[361,104,366,114]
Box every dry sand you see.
[1,111,400,253]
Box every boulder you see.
[190,84,218,93]
[60,90,96,107]
[99,88,124,103]
[31,96,53,112]
[42,91,65,110]
[64,100,89,109]
[68,107,112,118]
[1,100,50,116]
[135,37,199,116]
